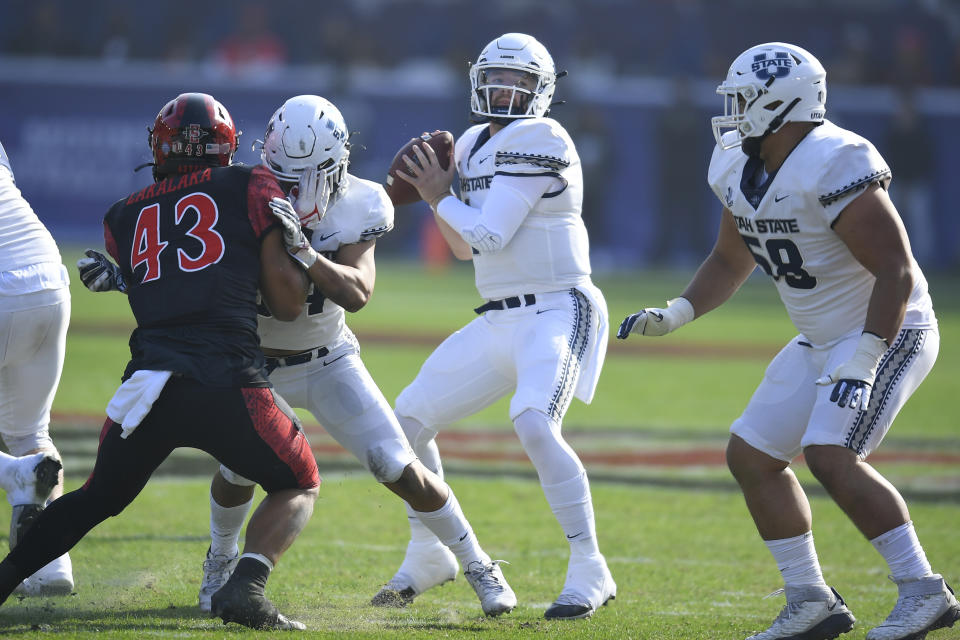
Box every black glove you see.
[77,249,126,293]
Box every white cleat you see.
[14,553,74,597]
[464,560,516,617]
[866,574,960,640]
[370,539,458,608]
[198,547,239,612]
[746,585,855,640]
[545,553,617,620]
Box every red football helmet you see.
[148,93,238,181]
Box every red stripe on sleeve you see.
[247,165,285,239]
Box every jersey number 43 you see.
[131,192,224,283]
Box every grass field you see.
[3,251,958,639]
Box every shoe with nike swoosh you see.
[545,553,616,620]
[746,585,855,640]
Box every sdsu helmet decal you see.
[470,33,557,122]
[711,42,826,150]
[148,93,238,181]
[260,95,350,225]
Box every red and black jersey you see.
[103,164,283,386]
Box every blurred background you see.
[1,0,959,272]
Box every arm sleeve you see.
[103,218,120,264]
[247,165,286,238]
[436,174,555,253]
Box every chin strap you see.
[765,97,802,135]
[741,97,804,157]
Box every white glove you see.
[269,197,319,270]
[616,297,694,339]
[292,166,332,228]
[77,249,127,293]
[815,332,888,410]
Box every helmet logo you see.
[751,51,792,80]
[184,124,209,144]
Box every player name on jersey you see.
[126,169,213,205]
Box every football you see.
[384,130,454,206]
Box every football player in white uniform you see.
[76,95,516,617]
[618,43,959,640]
[0,141,74,597]
[386,33,615,620]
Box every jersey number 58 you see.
[742,235,817,289]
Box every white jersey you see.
[455,117,592,299]
[0,142,67,291]
[257,174,393,350]
[708,120,935,347]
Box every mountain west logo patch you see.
[752,51,792,81]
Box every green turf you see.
[2,476,958,639]
[20,251,959,638]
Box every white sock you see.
[240,552,274,571]
[405,502,441,544]
[209,493,252,557]
[414,492,489,569]
[871,521,933,581]
[542,472,600,557]
[765,532,829,589]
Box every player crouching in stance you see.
[618,43,959,640]
[10,92,319,631]
[194,95,515,617]
[387,33,615,620]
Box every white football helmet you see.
[261,95,350,227]
[470,33,557,121]
[711,42,826,150]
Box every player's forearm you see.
[305,254,373,312]
[680,250,755,319]
[861,264,913,343]
[261,230,310,321]
[435,183,535,255]
[432,210,473,260]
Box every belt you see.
[264,346,330,373]
[474,294,536,314]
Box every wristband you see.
[288,247,318,271]
[429,190,454,212]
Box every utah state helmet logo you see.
[751,51,792,81]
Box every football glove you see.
[292,165,332,228]
[269,196,319,270]
[77,249,126,293]
[815,332,888,411]
[616,297,694,339]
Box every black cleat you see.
[211,576,305,630]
